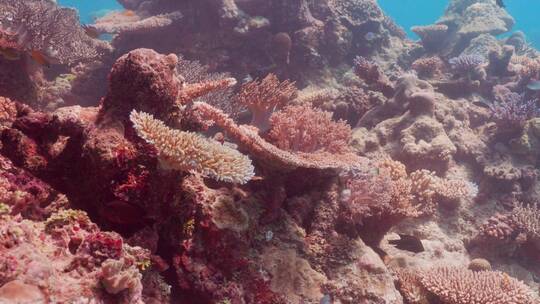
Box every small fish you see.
[30,50,51,68]
[265,230,273,241]
[364,32,377,41]
[496,0,505,8]
[527,79,540,91]
[82,25,100,39]
[388,234,425,253]
[0,48,21,61]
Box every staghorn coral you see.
[0,0,111,65]
[267,104,352,154]
[130,110,254,184]
[419,267,535,304]
[234,74,297,131]
[489,89,538,131]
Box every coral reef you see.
[1,0,540,303]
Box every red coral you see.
[267,104,352,154]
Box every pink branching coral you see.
[419,267,535,304]
[411,56,445,78]
[267,104,352,154]
[0,0,111,65]
[130,110,255,184]
[191,102,367,171]
[234,74,297,131]
[480,202,540,242]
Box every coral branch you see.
[191,102,367,171]
[130,110,254,184]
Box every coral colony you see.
[1,0,540,303]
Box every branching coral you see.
[353,56,394,97]
[130,110,254,184]
[0,0,111,65]
[396,267,536,304]
[481,202,540,243]
[267,104,352,154]
[419,267,535,304]
[509,55,540,79]
[448,54,485,73]
[489,88,538,130]
[191,102,366,171]
[176,56,239,116]
[411,57,445,78]
[234,74,297,131]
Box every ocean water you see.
[379,0,540,49]
[58,0,122,24]
[60,0,540,48]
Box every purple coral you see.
[449,54,486,73]
[489,90,538,129]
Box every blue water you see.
[58,0,122,24]
[378,0,540,49]
[59,0,540,49]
